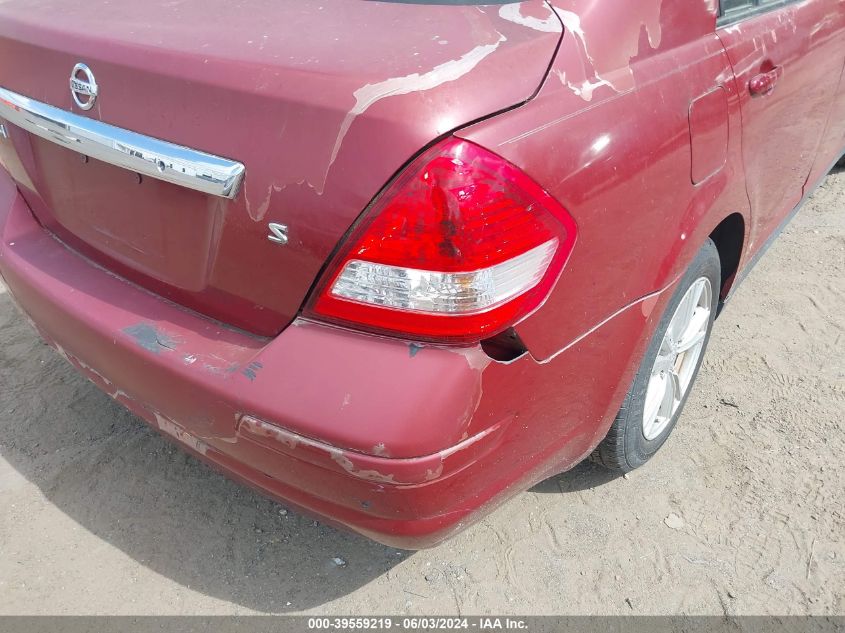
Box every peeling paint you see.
[110,389,133,402]
[424,463,445,481]
[73,353,112,387]
[498,3,561,33]
[330,450,398,485]
[458,378,485,428]
[240,415,300,449]
[244,183,274,222]
[45,338,218,455]
[641,293,659,318]
[440,421,505,460]
[270,179,317,196]
[47,341,150,414]
[553,8,628,98]
[552,0,664,99]
[555,70,616,103]
[449,346,492,373]
[153,412,208,455]
[237,411,508,488]
[325,32,508,183]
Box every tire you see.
[591,238,721,472]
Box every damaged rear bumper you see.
[0,172,516,547]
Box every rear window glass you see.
[720,0,754,10]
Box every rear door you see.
[716,0,845,250]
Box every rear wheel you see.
[592,238,720,472]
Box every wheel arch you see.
[707,212,746,304]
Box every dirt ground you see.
[0,168,843,616]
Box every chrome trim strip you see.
[0,86,245,199]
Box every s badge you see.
[267,223,289,245]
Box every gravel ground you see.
[0,167,843,616]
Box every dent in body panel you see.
[46,340,151,418]
[51,341,120,398]
[43,334,211,456]
[238,413,508,487]
[455,0,740,361]
[535,279,675,364]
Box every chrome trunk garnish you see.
[0,86,245,199]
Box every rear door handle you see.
[749,67,782,97]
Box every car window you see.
[721,0,753,11]
[718,0,796,23]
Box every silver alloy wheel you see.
[642,277,712,441]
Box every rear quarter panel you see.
[804,0,845,188]
[459,0,750,361]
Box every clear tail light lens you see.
[307,137,577,343]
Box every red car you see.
[0,0,843,547]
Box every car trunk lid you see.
[0,0,561,336]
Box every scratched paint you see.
[122,323,179,355]
[241,360,263,381]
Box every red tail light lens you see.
[307,137,577,343]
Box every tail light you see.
[307,137,577,343]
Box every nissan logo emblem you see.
[69,63,97,111]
